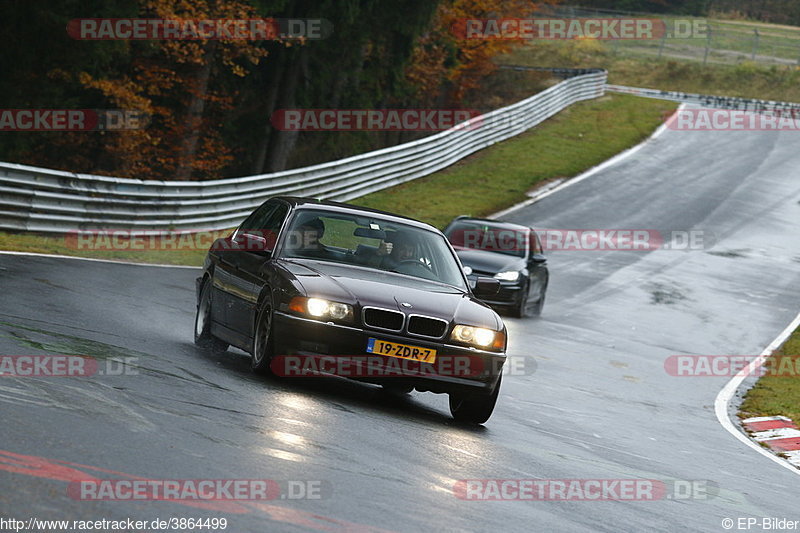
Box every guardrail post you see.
[752,28,760,61]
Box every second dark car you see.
[443,216,549,318]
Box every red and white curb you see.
[742,416,800,469]
[716,312,800,477]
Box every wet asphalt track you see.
[1,125,800,532]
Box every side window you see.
[260,204,288,235]
[257,204,288,250]
[238,202,277,237]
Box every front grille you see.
[363,307,404,331]
[407,315,448,339]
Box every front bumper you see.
[271,311,505,396]
[468,275,523,307]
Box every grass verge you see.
[739,326,800,424]
[0,231,214,266]
[501,40,800,103]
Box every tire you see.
[531,278,548,317]
[251,302,275,375]
[531,291,545,317]
[194,279,228,353]
[448,374,502,425]
[510,283,530,319]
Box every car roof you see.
[273,196,439,233]
[448,215,532,233]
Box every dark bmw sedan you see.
[443,216,548,318]
[194,197,507,424]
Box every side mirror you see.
[473,277,500,297]
[239,232,273,257]
[529,253,547,265]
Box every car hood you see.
[279,259,503,330]
[454,249,525,275]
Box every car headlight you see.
[450,324,505,350]
[289,297,354,323]
[494,270,520,282]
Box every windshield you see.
[445,220,528,258]
[280,208,467,290]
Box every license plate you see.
[366,338,436,363]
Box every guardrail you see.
[606,84,800,113]
[0,69,607,234]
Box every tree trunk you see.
[263,47,306,172]
[175,41,216,180]
[252,48,287,174]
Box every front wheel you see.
[510,283,530,319]
[531,277,548,317]
[194,279,228,353]
[251,302,275,375]
[448,374,502,425]
[531,291,545,317]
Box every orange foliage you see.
[77,0,270,180]
[407,0,559,103]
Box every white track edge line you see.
[489,103,686,219]
[0,250,200,269]
[714,311,800,476]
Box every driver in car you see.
[375,231,417,270]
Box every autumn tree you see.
[77,0,273,180]
[406,0,560,105]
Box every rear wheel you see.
[448,374,502,425]
[194,279,228,353]
[251,302,275,375]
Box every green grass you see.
[740,328,800,424]
[541,12,800,64]
[353,94,675,229]
[502,40,800,103]
[0,230,220,266]
[615,17,800,63]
